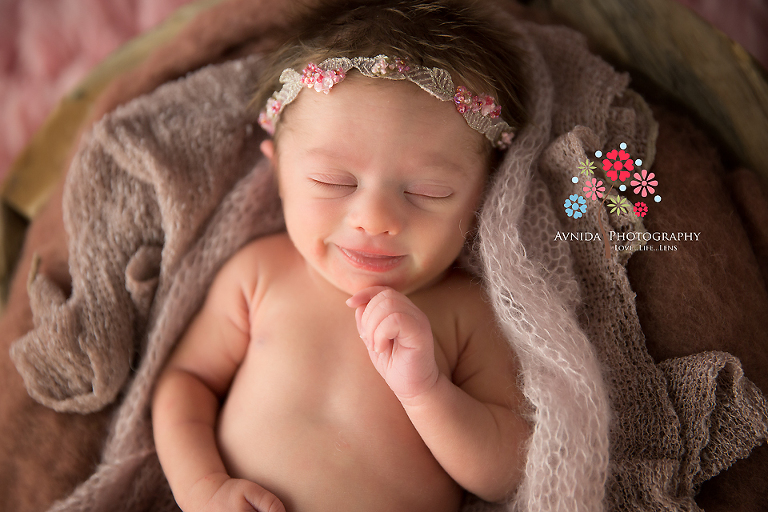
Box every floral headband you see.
[257,55,516,149]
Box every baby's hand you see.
[194,475,285,512]
[346,287,440,402]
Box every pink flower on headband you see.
[480,96,501,118]
[267,98,282,114]
[498,131,515,149]
[301,63,346,94]
[258,97,282,135]
[453,87,502,119]
[371,56,411,75]
[454,86,472,113]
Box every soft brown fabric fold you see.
[626,103,768,511]
[1,1,767,511]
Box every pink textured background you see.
[0,0,194,185]
[0,0,766,185]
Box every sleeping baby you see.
[151,1,531,511]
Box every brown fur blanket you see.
[1,0,767,511]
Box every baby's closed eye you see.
[404,184,454,199]
[307,174,358,194]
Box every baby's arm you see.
[152,244,284,512]
[347,286,530,503]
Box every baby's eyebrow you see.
[302,146,474,178]
[301,147,357,168]
[413,153,476,179]
[303,147,343,160]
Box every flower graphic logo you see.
[630,169,657,197]
[603,149,634,182]
[565,142,662,258]
[583,178,605,201]
[564,194,587,219]
[578,159,596,177]
[607,195,632,215]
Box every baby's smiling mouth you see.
[337,246,406,272]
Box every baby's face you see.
[263,76,488,295]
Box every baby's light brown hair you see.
[252,0,529,148]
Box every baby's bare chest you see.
[231,282,455,424]
[216,282,463,511]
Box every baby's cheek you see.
[289,201,340,242]
[440,217,472,258]
[420,230,459,266]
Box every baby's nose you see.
[349,191,402,235]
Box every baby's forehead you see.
[279,75,490,162]
[300,142,480,181]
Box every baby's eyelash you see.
[405,191,453,200]
[308,178,451,199]
[310,179,356,189]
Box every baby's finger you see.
[242,482,285,512]
[359,290,401,344]
[359,287,404,326]
[355,304,364,333]
[375,309,429,351]
[346,285,390,309]
[354,305,373,350]
[371,311,408,353]
[370,331,394,355]
[363,296,419,351]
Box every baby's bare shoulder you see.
[221,232,293,271]
[414,269,498,349]
[211,232,295,294]
[425,270,520,406]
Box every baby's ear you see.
[260,139,282,197]
[260,139,276,163]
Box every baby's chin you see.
[305,248,456,297]
[338,279,407,296]
[335,271,449,298]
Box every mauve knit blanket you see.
[10,13,768,512]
